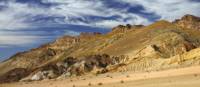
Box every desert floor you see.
[1,66,200,87]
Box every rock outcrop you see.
[19,54,129,81]
[49,36,80,50]
[0,68,29,83]
[173,14,200,30]
[110,24,144,34]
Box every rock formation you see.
[1,14,200,83]
[173,14,200,30]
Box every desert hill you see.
[0,14,200,83]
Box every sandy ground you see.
[1,66,200,87]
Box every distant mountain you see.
[1,14,200,83]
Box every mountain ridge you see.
[0,14,200,83]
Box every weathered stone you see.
[173,14,200,30]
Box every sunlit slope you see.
[0,15,200,82]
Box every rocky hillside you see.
[1,14,200,83]
[173,14,200,30]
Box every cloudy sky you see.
[0,0,200,61]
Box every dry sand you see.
[1,65,200,87]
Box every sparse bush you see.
[126,24,132,29]
[120,80,124,83]
[126,75,130,78]
[110,76,113,78]
[106,75,113,78]
[106,75,110,77]
[194,74,198,77]
[98,82,103,85]
[88,82,92,86]
[70,79,73,82]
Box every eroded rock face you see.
[49,36,80,50]
[134,31,197,59]
[30,70,57,81]
[173,14,200,30]
[0,68,29,83]
[19,54,129,81]
[56,57,78,69]
[79,32,102,41]
[21,65,63,81]
[112,55,130,64]
[67,54,114,76]
[110,24,144,34]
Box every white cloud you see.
[0,7,29,29]
[0,0,151,30]
[117,0,200,21]
[0,29,80,47]
[93,13,150,28]
[0,1,47,30]
[0,0,200,47]
[0,0,199,30]
[0,35,44,46]
[63,30,80,36]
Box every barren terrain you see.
[1,65,200,87]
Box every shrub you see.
[126,75,130,78]
[98,82,103,85]
[88,82,92,86]
[120,80,124,83]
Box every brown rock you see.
[173,14,200,30]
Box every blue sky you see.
[0,0,200,61]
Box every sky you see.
[0,0,200,61]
